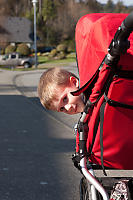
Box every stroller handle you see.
[123,12,133,30]
[106,12,133,63]
[117,12,133,41]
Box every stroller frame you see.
[79,112,109,200]
[80,157,109,200]
[76,12,133,200]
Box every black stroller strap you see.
[115,70,133,79]
[89,116,100,155]
[104,93,133,110]
[100,101,107,176]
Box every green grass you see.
[38,56,49,64]
[38,55,76,64]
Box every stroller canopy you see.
[74,13,133,95]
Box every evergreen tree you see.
[86,0,103,12]
[104,0,114,13]
[114,1,127,13]
[2,0,30,17]
[42,0,56,23]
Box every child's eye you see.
[63,96,67,103]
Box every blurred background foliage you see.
[0,0,132,48]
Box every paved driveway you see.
[0,65,82,200]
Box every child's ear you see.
[70,76,79,88]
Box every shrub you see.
[0,49,5,55]
[56,44,67,52]
[42,52,49,56]
[37,52,41,56]
[5,45,16,54]
[16,43,31,56]
[67,42,75,52]
[49,49,57,58]
[61,40,75,53]
[57,51,66,59]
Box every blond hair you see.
[38,67,78,110]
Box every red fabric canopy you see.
[75,13,133,94]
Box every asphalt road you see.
[0,64,83,200]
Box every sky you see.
[97,0,133,6]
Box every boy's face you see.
[52,76,85,115]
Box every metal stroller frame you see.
[76,12,133,200]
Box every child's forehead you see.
[51,86,69,110]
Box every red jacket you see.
[73,13,133,170]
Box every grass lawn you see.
[38,52,76,64]
[38,56,75,64]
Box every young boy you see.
[38,67,85,115]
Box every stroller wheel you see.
[79,176,102,200]
[79,176,89,200]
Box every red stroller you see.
[72,13,133,199]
